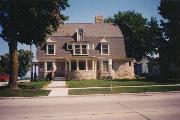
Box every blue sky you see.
[0,0,161,57]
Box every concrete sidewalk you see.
[46,81,68,97]
[69,84,180,90]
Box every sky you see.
[0,0,162,57]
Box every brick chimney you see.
[95,16,104,23]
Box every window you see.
[82,45,87,54]
[67,44,72,50]
[103,61,109,72]
[79,61,86,70]
[47,62,53,71]
[74,45,81,55]
[101,44,109,55]
[47,44,55,55]
[73,44,89,55]
[77,28,84,41]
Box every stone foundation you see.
[111,61,135,79]
[66,70,97,80]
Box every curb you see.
[0,91,180,99]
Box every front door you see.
[54,61,65,77]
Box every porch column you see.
[94,61,97,70]
[44,62,47,78]
[86,60,88,70]
[52,61,56,78]
[69,60,71,71]
[52,62,56,71]
[76,60,79,70]
[92,60,95,70]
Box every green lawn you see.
[69,86,180,95]
[0,80,51,97]
[66,79,180,88]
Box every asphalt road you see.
[0,93,180,120]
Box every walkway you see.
[46,81,68,97]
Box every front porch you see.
[40,57,97,80]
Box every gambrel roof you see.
[52,23,123,37]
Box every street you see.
[0,93,180,120]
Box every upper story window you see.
[67,44,73,50]
[73,44,89,55]
[77,28,84,41]
[101,44,109,55]
[47,44,55,55]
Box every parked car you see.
[0,74,9,82]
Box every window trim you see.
[76,28,84,41]
[66,43,73,50]
[101,44,110,55]
[46,44,56,55]
[73,44,89,55]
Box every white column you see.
[94,61,97,70]
[108,59,112,70]
[52,62,56,71]
[44,62,47,78]
[86,60,88,70]
[76,60,79,70]
[53,61,56,78]
[69,60,71,71]
[92,60,95,70]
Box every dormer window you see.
[100,37,110,55]
[46,37,56,55]
[101,44,109,55]
[77,28,84,41]
[47,44,55,55]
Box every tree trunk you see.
[8,41,19,89]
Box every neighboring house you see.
[36,16,135,80]
[147,58,161,76]
[134,58,149,75]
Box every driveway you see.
[0,92,180,120]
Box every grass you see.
[0,80,51,97]
[66,79,180,88]
[69,86,180,95]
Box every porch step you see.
[54,77,66,81]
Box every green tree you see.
[0,54,8,74]
[105,11,148,60]
[158,0,180,78]
[105,11,162,61]
[0,0,69,89]
[18,49,33,78]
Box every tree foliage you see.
[0,0,69,88]
[105,11,162,61]
[158,0,180,78]
[158,0,180,66]
[0,50,33,77]
[18,49,33,78]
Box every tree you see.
[158,0,180,78]
[105,11,148,61]
[105,11,162,61]
[0,0,69,89]
[18,49,33,78]
[0,54,8,74]
[0,50,33,78]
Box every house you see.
[134,58,149,75]
[36,16,135,80]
